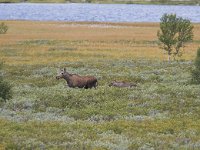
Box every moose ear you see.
[64,68,66,72]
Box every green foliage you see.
[0,80,12,102]
[1,39,200,149]
[0,22,8,34]
[0,62,12,102]
[191,48,200,84]
[157,14,193,61]
[1,59,200,149]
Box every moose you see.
[109,81,137,88]
[56,68,98,89]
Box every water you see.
[0,3,200,22]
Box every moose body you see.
[56,68,97,89]
[109,81,136,88]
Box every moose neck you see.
[63,73,71,83]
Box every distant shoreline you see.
[0,0,199,6]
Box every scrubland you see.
[1,21,200,149]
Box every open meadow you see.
[1,21,200,149]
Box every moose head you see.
[56,68,70,80]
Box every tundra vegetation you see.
[0,21,200,149]
[0,22,8,34]
[191,47,200,84]
[0,62,12,103]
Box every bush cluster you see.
[0,22,8,34]
[192,48,200,84]
[0,63,12,103]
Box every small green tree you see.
[157,14,194,62]
[0,62,12,103]
[0,22,8,34]
[192,48,200,84]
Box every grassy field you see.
[1,21,200,149]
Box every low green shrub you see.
[0,63,12,102]
[191,48,200,84]
[0,22,8,34]
[0,80,12,102]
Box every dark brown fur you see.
[56,68,97,89]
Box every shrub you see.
[0,63,12,102]
[157,14,193,62]
[191,48,200,84]
[0,80,12,102]
[0,22,8,34]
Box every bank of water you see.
[0,3,200,22]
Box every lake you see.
[0,3,200,22]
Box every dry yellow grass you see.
[0,21,199,65]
